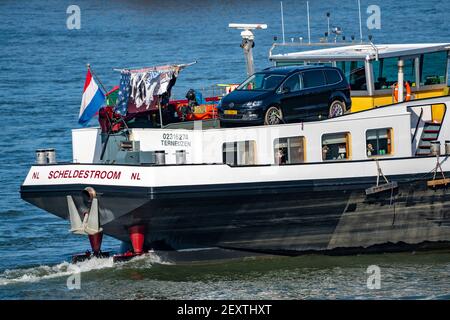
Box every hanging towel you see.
[115,71,131,115]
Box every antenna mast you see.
[229,23,268,76]
[280,2,285,44]
[358,0,363,42]
[326,12,330,39]
[307,1,311,44]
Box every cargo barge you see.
[20,42,450,262]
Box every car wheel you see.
[264,106,283,125]
[328,100,346,118]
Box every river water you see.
[1,0,450,299]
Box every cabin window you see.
[274,136,305,165]
[223,141,256,166]
[373,57,416,90]
[322,132,351,161]
[276,61,307,67]
[420,51,447,86]
[336,61,366,91]
[366,128,393,157]
[403,59,417,86]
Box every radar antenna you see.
[228,23,267,76]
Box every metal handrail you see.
[411,108,424,143]
[268,41,371,58]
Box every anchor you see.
[67,188,110,263]
[67,196,102,235]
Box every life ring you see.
[393,81,412,102]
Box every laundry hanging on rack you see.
[113,62,196,116]
[129,70,176,109]
[116,71,131,115]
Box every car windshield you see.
[237,73,285,91]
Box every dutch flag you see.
[79,69,105,126]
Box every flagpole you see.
[87,64,108,94]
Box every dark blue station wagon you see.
[218,65,352,126]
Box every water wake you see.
[0,252,169,286]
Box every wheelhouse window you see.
[237,73,285,91]
[223,141,256,166]
[322,132,351,161]
[336,61,367,91]
[373,57,417,90]
[366,128,393,157]
[420,51,448,86]
[275,61,308,67]
[275,61,333,67]
[274,136,305,165]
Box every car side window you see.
[303,70,326,88]
[281,74,301,92]
[325,69,342,85]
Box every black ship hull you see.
[20,171,450,260]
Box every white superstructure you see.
[71,96,448,165]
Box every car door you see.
[324,69,345,114]
[278,73,304,121]
[300,70,329,120]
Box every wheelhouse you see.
[270,43,450,119]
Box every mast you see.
[229,23,267,77]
